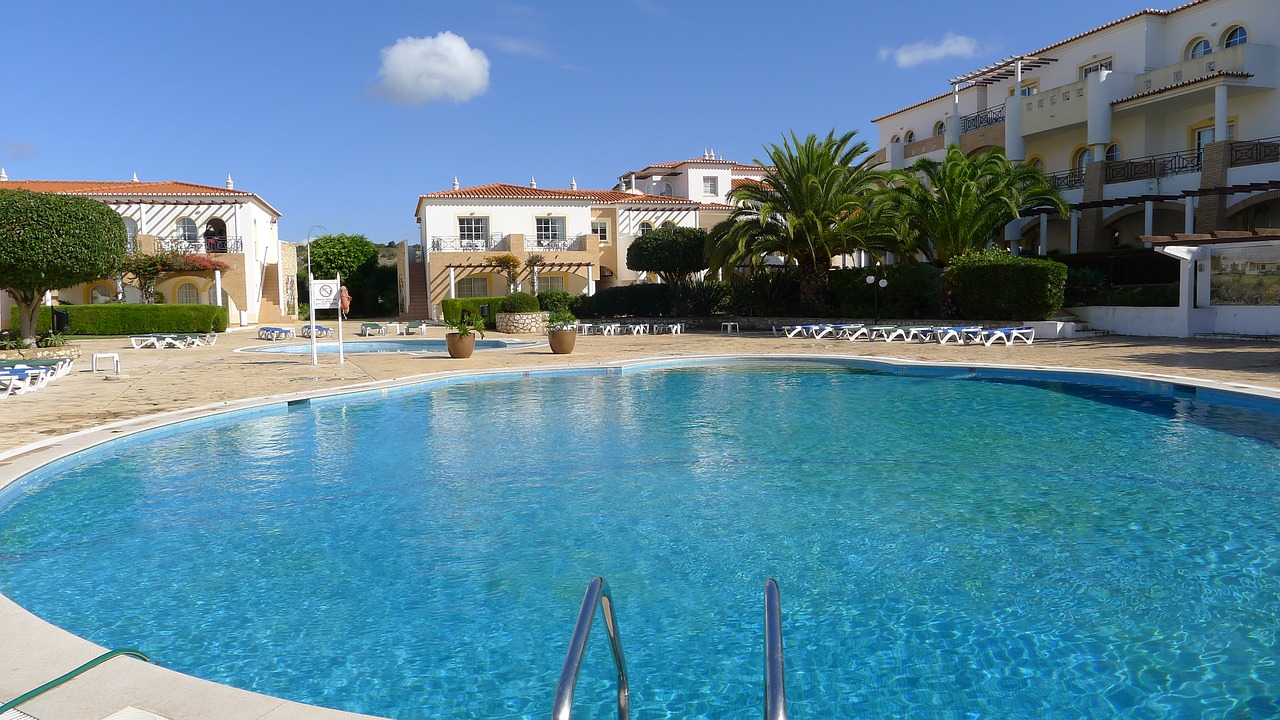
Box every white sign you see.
[311,280,340,310]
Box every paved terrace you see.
[2,326,1279,720]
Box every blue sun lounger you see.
[982,326,1035,346]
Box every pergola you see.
[439,260,598,298]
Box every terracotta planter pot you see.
[445,332,476,359]
[548,329,577,354]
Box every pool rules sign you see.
[311,280,340,310]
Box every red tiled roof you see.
[872,0,1214,123]
[731,178,763,191]
[1112,70,1254,105]
[418,183,699,205]
[1,180,254,196]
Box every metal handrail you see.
[764,579,787,720]
[959,103,1006,134]
[0,648,151,713]
[552,577,630,720]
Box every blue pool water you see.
[248,338,538,354]
[2,361,1280,719]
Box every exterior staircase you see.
[398,259,431,320]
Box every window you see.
[591,220,610,245]
[638,221,654,235]
[90,284,114,304]
[1189,38,1212,59]
[540,276,565,293]
[904,130,916,144]
[1105,143,1120,162]
[1027,157,1045,171]
[890,135,900,144]
[535,217,565,245]
[658,181,673,197]
[1074,147,1094,170]
[458,217,489,247]
[703,176,718,196]
[175,217,197,241]
[176,282,200,304]
[1080,57,1113,80]
[1195,121,1237,156]
[933,120,946,136]
[1224,26,1247,48]
[660,221,676,229]
[456,276,489,298]
[123,217,138,239]
[1020,81,1039,96]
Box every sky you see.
[3,0,1169,246]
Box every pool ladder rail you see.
[551,577,787,720]
[0,648,151,715]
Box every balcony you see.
[1229,135,1280,168]
[958,103,1005,134]
[155,236,244,254]
[526,234,588,252]
[1104,149,1201,184]
[1045,168,1086,191]
[1020,79,1088,135]
[1133,43,1275,99]
[429,233,507,252]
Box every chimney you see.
[452,176,459,190]
[131,172,139,182]
[225,173,234,190]
[530,176,537,189]
[571,176,577,190]
[0,168,7,182]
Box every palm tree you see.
[708,130,893,309]
[883,146,1067,265]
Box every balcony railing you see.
[1104,149,1201,184]
[156,236,244,254]
[527,234,587,251]
[959,103,1005,134]
[429,233,506,252]
[1230,135,1280,168]
[1045,169,1086,191]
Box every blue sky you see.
[4,0,1164,245]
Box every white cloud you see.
[878,33,981,69]
[1,140,38,161]
[373,32,490,106]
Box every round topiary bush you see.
[500,292,539,313]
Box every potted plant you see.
[444,314,485,359]
[547,310,578,355]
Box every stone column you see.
[1195,141,1230,232]
[1078,160,1109,252]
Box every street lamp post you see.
[306,224,326,366]
[865,274,888,324]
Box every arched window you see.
[123,217,138,239]
[933,121,946,136]
[904,130,916,144]
[890,135,900,144]
[660,221,676,228]
[1224,26,1247,48]
[638,221,654,235]
[175,217,197,241]
[90,284,114,304]
[1188,38,1212,59]
[1074,147,1094,170]
[1105,143,1120,162]
[1028,157,1045,171]
[176,282,199,304]
[658,182,673,197]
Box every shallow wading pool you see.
[1,359,1279,718]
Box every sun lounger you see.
[359,323,385,337]
[653,322,684,334]
[404,321,427,335]
[300,324,333,338]
[982,326,1035,346]
[598,323,620,336]
[885,326,936,342]
[257,327,295,341]
[936,326,985,345]
[0,367,53,393]
[130,335,160,349]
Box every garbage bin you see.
[51,308,70,333]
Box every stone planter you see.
[445,332,476,359]
[0,345,82,361]
[496,311,547,334]
[548,329,577,354]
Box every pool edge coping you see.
[3,350,1280,720]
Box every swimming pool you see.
[244,338,539,354]
[2,360,1279,718]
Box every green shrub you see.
[536,290,573,314]
[569,293,597,319]
[682,279,730,316]
[592,284,674,317]
[943,249,1067,320]
[500,291,540,313]
[441,296,503,328]
[728,270,801,317]
[829,263,943,319]
[10,304,229,334]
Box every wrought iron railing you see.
[155,236,244,253]
[428,233,506,252]
[1229,135,1280,168]
[1104,149,1201,184]
[959,103,1005,134]
[527,234,587,251]
[1045,169,1086,190]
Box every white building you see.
[0,174,294,330]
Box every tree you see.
[626,226,709,315]
[0,189,128,342]
[881,146,1068,265]
[298,233,379,283]
[523,254,546,293]
[486,253,521,292]
[707,130,891,309]
[122,252,232,303]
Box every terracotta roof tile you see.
[1,180,254,196]
[420,183,698,205]
[1111,70,1254,105]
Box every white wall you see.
[419,200,595,242]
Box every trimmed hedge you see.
[500,291,539,313]
[829,264,943,319]
[943,250,1067,320]
[591,284,674,317]
[440,296,503,328]
[12,304,229,334]
[536,290,573,314]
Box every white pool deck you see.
[3,328,1280,720]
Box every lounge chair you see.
[359,323,385,337]
[936,326,985,345]
[257,327,295,341]
[885,326,936,342]
[0,366,52,393]
[842,325,871,340]
[403,321,427,335]
[300,324,333,338]
[130,335,161,349]
[982,326,1035,346]
[866,325,898,341]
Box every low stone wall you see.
[0,345,82,360]
[496,312,547,334]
